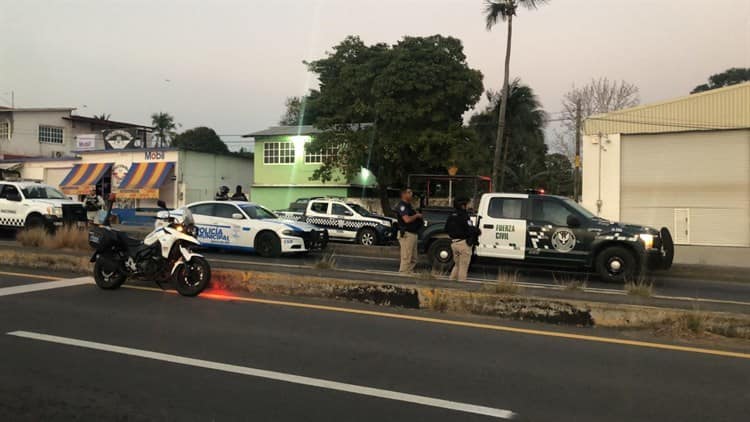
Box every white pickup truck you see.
[419,191,674,282]
[276,197,397,246]
[0,181,87,230]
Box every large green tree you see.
[279,94,320,126]
[304,35,484,212]
[484,0,549,192]
[469,79,548,192]
[692,67,750,93]
[173,127,229,154]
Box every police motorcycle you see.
[88,194,211,297]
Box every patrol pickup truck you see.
[421,191,674,282]
[276,197,397,246]
[156,200,328,257]
[0,181,87,230]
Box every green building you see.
[243,125,377,211]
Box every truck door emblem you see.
[551,229,576,253]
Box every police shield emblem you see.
[551,229,576,253]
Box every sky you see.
[1,0,749,151]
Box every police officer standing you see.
[395,187,423,274]
[231,185,248,201]
[445,197,479,282]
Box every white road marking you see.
[0,277,91,297]
[8,330,516,420]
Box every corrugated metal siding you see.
[584,82,750,135]
[620,131,750,246]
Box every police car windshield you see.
[22,186,67,199]
[239,204,277,220]
[561,198,596,220]
[348,204,372,217]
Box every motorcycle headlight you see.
[47,206,63,218]
[639,233,654,249]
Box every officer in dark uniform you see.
[445,198,479,281]
[395,187,423,273]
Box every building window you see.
[263,142,295,164]
[0,121,9,139]
[305,145,338,164]
[39,125,64,144]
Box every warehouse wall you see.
[581,133,621,220]
[179,150,253,206]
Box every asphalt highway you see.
[0,270,748,421]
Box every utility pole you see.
[573,98,582,202]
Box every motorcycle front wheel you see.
[173,256,211,297]
[93,257,126,290]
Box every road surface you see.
[0,270,748,421]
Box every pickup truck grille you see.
[62,204,87,223]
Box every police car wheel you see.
[256,232,282,258]
[357,228,378,246]
[596,246,636,283]
[429,239,454,267]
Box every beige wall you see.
[0,110,74,158]
[179,150,253,205]
[581,133,621,220]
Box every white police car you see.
[156,201,328,257]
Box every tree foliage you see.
[173,126,229,154]
[691,67,750,93]
[304,35,483,207]
[469,79,550,193]
[279,95,320,126]
[151,112,178,147]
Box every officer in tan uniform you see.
[395,188,423,274]
[445,197,479,282]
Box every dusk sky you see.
[2,0,749,151]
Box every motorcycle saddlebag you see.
[88,226,116,251]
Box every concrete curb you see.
[211,268,750,338]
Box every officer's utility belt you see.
[452,238,467,243]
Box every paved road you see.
[0,271,748,421]
[201,249,750,308]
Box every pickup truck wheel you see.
[596,246,637,283]
[429,239,454,267]
[256,232,282,258]
[24,214,46,231]
[356,227,378,246]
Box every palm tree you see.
[484,0,548,191]
[151,112,177,147]
[94,113,111,120]
[501,79,547,190]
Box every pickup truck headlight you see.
[638,233,654,249]
[46,206,63,218]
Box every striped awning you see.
[115,162,174,199]
[59,163,112,195]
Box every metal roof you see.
[0,107,75,112]
[584,82,750,135]
[243,125,323,138]
[64,115,153,130]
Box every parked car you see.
[0,180,87,230]
[276,197,397,246]
[156,201,328,257]
[420,190,674,282]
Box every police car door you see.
[211,203,248,248]
[330,203,357,240]
[307,201,334,233]
[0,184,23,227]
[187,203,218,246]
[527,197,590,265]
[476,195,527,260]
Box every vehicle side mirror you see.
[231,213,244,220]
[157,200,167,209]
[6,193,22,202]
[567,215,581,228]
[156,210,169,220]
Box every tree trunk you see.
[499,126,512,191]
[491,13,513,192]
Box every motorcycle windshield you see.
[181,208,195,226]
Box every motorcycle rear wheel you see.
[93,258,126,290]
[173,256,211,297]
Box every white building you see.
[0,107,152,159]
[582,82,750,267]
[3,148,253,221]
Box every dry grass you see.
[624,278,653,297]
[16,227,89,252]
[482,270,522,295]
[313,251,337,270]
[0,250,90,273]
[553,273,588,291]
[426,290,450,313]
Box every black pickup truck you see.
[418,191,674,282]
